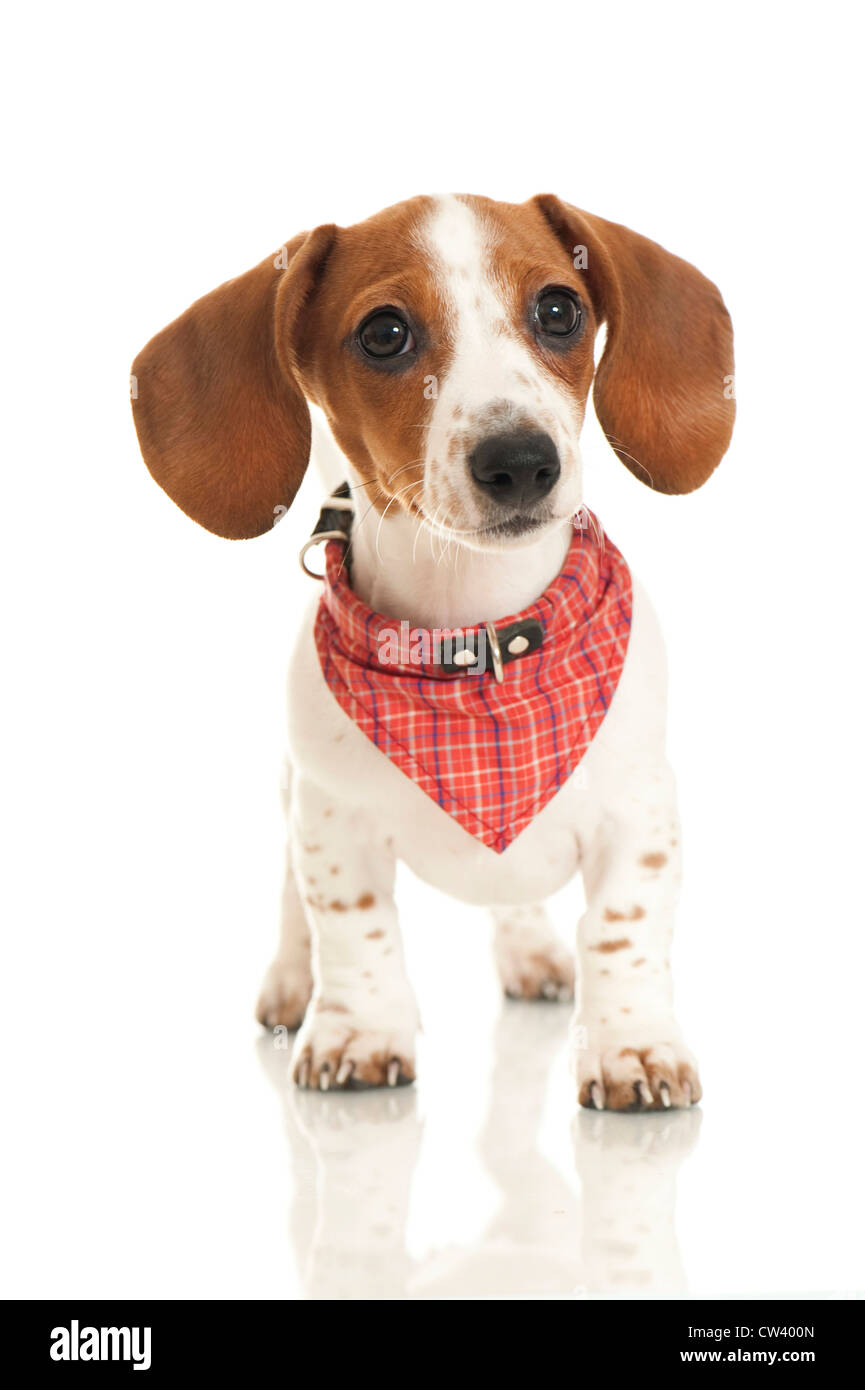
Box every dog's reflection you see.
[257,1006,700,1299]
[573,1106,701,1296]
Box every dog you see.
[131,193,734,1109]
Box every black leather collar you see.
[305,484,545,681]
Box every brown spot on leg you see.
[590,937,632,953]
[641,1045,681,1106]
[365,928,385,940]
[603,906,646,922]
[356,892,375,910]
[640,852,668,869]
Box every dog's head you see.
[132,194,734,545]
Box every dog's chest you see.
[287,585,665,908]
[292,650,584,902]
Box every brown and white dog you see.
[132,194,734,1109]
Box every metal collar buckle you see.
[438,617,544,683]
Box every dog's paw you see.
[292,1007,417,1091]
[574,1025,701,1111]
[494,919,575,1002]
[255,958,313,1031]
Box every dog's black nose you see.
[469,431,561,508]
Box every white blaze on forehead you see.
[423,194,521,407]
[419,194,582,526]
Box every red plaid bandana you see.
[314,518,632,854]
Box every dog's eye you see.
[358,310,415,359]
[534,288,582,338]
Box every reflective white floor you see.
[5,882,865,1301]
[252,1012,862,1301]
[256,1009,700,1300]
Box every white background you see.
[2,0,863,1299]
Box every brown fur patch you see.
[356,892,375,910]
[532,194,735,495]
[131,229,335,539]
[640,852,668,869]
[590,937,632,953]
[365,928,385,940]
[603,906,646,922]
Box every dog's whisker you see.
[603,434,655,490]
[374,480,424,561]
[385,459,425,487]
[336,486,390,580]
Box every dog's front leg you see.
[290,777,419,1090]
[573,765,701,1111]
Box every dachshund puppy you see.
[132,194,734,1108]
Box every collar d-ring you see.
[484,620,505,684]
[299,484,354,578]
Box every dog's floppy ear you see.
[532,194,735,494]
[131,225,336,538]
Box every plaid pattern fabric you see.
[314,519,632,854]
